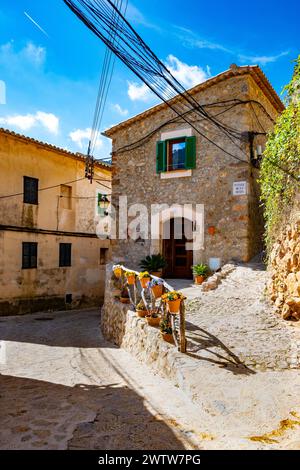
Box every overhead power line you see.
[64,0,299,184]
[0,177,111,201]
[63,0,251,164]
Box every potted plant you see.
[145,311,161,327]
[125,270,136,285]
[161,291,185,314]
[113,264,123,279]
[149,278,164,299]
[139,254,167,277]
[138,271,151,289]
[192,263,209,284]
[136,300,148,318]
[160,317,174,344]
[119,286,130,304]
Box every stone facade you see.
[0,129,112,315]
[268,215,300,320]
[105,65,282,274]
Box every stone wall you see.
[268,218,300,320]
[101,266,185,382]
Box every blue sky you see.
[0,0,299,159]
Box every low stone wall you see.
[101,266,184,382]
[202,263,236,291]
[268,219,300,320]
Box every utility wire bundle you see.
[64,0,299,183]
[85,0,128,182]
[63,0,249,164]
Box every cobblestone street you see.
[0,309,211,450]
[1,274,300,450]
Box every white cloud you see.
[238,51,289,66]
[0,41,46,68]
[0,111,59,134]
[127,55,210,102]
[69,128,103,150]
[112,103,129,117]
[23,42,46,66]
[174,26,290,67]
[35,112,59,134]
[174,26,232,54]
[126,3,160,31]
[164,55,210,88]
[127,81,154,102]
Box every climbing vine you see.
[260,56,300,251]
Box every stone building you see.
[0,128,111,315]
[104,65,284,278]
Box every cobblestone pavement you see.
[1,286,300,449]
[0,309,216,450]
[173,262,300,371]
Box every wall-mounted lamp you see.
[256,145,263,157]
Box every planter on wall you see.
[162,333,174,344]
[126,275,136,285]
[194,275,205,285]
[167,299,181,314]
[140,277,151,289]
[146,316,161,327]
[151,284,163,299]
[136,309,147,318]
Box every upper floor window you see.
[24,176,39,205]
[60,185,72,210]
[22,242,37,269]
[156,136,196,174]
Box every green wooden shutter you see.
[156,141,166,173]
[185,136,196,169]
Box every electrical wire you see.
[0,177,111,201]
[63,0,252,165]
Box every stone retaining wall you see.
[268,219,300,320]
[101,266,186,383]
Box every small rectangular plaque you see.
[233,181,247,196]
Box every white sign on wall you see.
[233,181,248,196]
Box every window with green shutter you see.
[156,141,166,173]
[185,136,196,169]
[156,136,196,173]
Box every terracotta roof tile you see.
[0,127,112,171]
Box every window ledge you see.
[160,169,192,179]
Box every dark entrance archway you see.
[162,218,193,279]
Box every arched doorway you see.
[162,218,193,279]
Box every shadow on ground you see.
[0,374,190,450]
[185,321,255,376]
[0,309,104,348]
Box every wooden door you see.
[163,218,193,279]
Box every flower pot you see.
[151,271,162,278]
[114,268,122,278]
[195,275,205,285]
[162,333,174,344]
[208,226,216,236]
[136,309,147,318]
[120,297,130,304]
[146,316,160,327]
[151,284,163,299]
[140,277,151,289]
[167,299,181,314]
[126,275,136,285]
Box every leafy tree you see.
[260,56,300,251]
